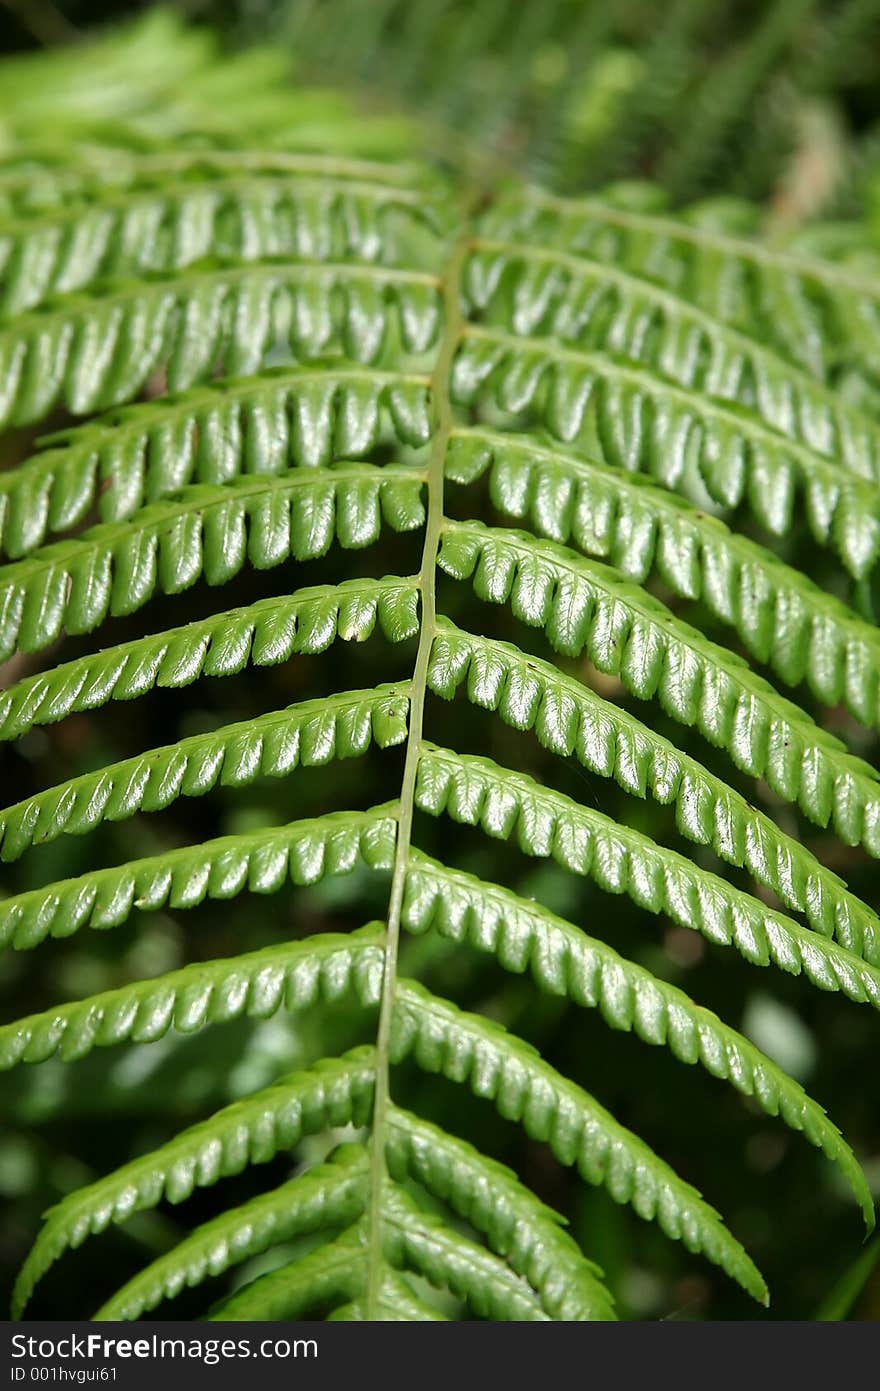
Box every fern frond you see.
[11,1048,377,1316]
[332,1270,448,1321]
[427,621,880,959]
[0,688,409,861]
[0,465,425,663]
[0,154,449,318]
[486,189,880,383]
[446,429,880,728]
[380,1181,549,1321]
[414,742,880,975]
[453,326,880,578]
[0,260,442,429]
[207,1227,367,1320]
[93,1145,371,1321]
[439,521,880,844]
[4,20,878,1320]
[402,803,874,1221]
[0,927,384,1069]
[464,232,880,476]
[14,1019,610,1318]
[0,807,397,950]
[385,1106,614,1320]
[209,1137,609,1320]
[0,577,419,741]
[391,979,768,1303]
[0,366,432,558]
[0,146,440,217]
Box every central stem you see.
[364,236,468,1315]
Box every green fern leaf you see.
[391,979,769,1303]
[453,326,880,578]
[439,520,880,844]
[484,189,880,384]
[385,1106,614,1320]
[0,807,397,949]
[0,687,409,860]
[3,20,877,1321]
[0,144,440,214]
[465,230,880,475]
[330,1269,449,1322]
[11,1048,377,1317]
[380,1181,549,1321]
[0,261,441,428]
[427,621,880,962]
[207,1227,368,1320]
[0,465,425,662]
[0,152,449,317]
[0,928,385,1069]
[0,577,419,740]
[93,1146,371,1320]
[447,428,880,728]
[0,366,432,558]
[402,783,874,1222]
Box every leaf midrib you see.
[364,231,470,1315]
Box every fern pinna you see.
[1,21,879,1325]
